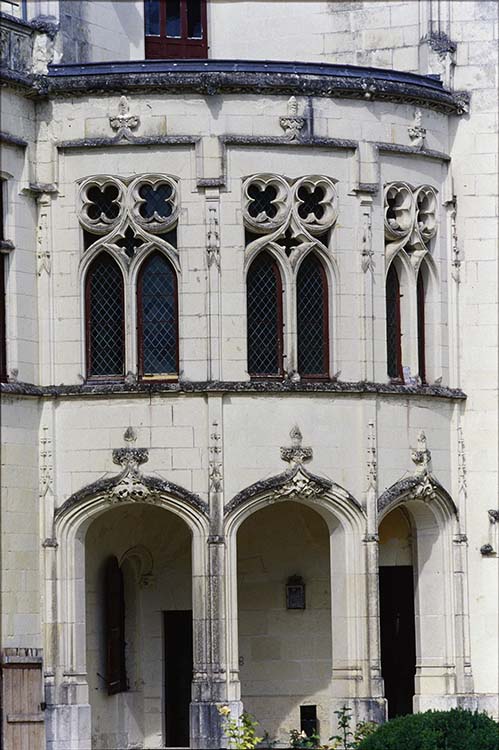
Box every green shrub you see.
[357,709,499,750]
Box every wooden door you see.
[164,610,193,748]
[1,650,45,750]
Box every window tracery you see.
[384,182,438,383]
[78,174,179,263]
[243,174,336,380]
[242,173,338,265]
[79,175,180,381]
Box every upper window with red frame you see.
[145,0,208,59]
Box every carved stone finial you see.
[408,108,426,151]
[110,447,150,502]
[109,95,140,136]
[281,426,313,465]
[411,431,432,477]
[124,426,137,443]
[279,96,306,141]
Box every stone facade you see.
[0,2,497,749]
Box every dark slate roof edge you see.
[0,380,467,400]
[20,60,459,113]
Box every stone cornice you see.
[0,379,466,400]
[1,59,464,114]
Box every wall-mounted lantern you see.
[286,575,305,610]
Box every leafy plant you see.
[329,706,378,749]
[356,708,499,750]
[289,728,321,748]
[218,705,263,750]
[329,706,356,749]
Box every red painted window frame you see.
[84,253,125,381]
[136,251,179,380]
[417,268,426,384]
[296,253,330,381]
[386,263,403,381]
[145,0,208,59]
[247,251,284,380]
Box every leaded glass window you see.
[247,251,283,377]
[137,252,178,377]
[85,254,124,378]
[417,268,426,383]
[386,263,402,380]
[297,254,329,378]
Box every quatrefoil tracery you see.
[242,173,338,263]
[78,174,179,263]
[384,182,438,264]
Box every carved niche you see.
[78,174,179,265]
[242,173,338,264]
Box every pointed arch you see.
[84,251,125,379]
[246,249,284,377]
[136,250,179,378]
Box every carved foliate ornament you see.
[109,96,141,137]
[408,109,426,150]
[272,467,324,501]
[279,96,306,142]
[78,174,179,265]
[280,425,313,465]
[110,447,150,503]
[242,173,338,264]
[384,181,438,265]
[409,431,438,502]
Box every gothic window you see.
[105,556,127,695]
[85,254,125,379]
[247,252,283,378]
[144,0,208,59]
[386,263,402,381]
[137,252,178,378]
[297,254,329,379]
[417,267,426,384]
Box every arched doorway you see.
[85,503,192,749]
[378,507,416,718]
[237,501,332,744]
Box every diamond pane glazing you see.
[297,254,328,376]
[247,252,282,375]
[88,254,124,377]
[386,264,401,378]
[139,253,177,375]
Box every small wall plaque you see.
[286,575,305,609]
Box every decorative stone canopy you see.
[55,445,209,520]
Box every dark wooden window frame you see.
[417,267,426,384]
[136,251,179,380]
[85,253,125,381]
[145,0,208,59]
[386,262,403,381]
[247,252,284,379]
[296,253,330,381]
[0,253,7,383]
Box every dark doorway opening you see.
[164,610,193,747]
[379,566,416,718]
